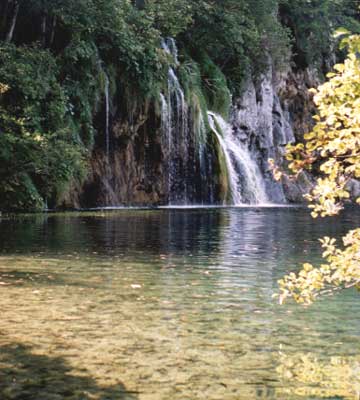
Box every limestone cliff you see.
[231,66,320,204]
[62,64,321,208]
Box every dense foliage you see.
[279,0,360,69]
[274,33,360,305]
[0,0,359,210]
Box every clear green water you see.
[0,207,359,400]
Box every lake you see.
[0,207,359,399]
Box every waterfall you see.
[161,37,179,65]
[197,112,208,201]
[104,72,110,159]
[208,112,269,205]
[159,38,272,206]
[160,93,171,200]
[160,38,190,205]
[208,113,243,205]
[96,56,111,161]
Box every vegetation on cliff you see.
[0,0,359,210]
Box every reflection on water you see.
[277,352,360,399]
[0,208,360,399]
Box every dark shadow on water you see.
[0,343,138,400]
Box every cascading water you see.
[196,112,213,203]
[72,45,298,208]
[104,72,110,159]
[161,37,179,65]
[160,93,171,201]
[208,112,269,205]
[158,39,279,207]
[160,38,190,205]
[96,57,111,161]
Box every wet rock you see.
[347,179,360,201]
[282,172,315,203]
[231,65,320,203]
[61,62,320,208]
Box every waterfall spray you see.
[104,72,110,159]
[208,112,269,205]
[160,38,190,205]
[159,39,271,206]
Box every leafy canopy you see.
[279,0,360,68]
[0,45,86,210]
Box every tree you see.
[144,0,194,37]
[279,0,360,68]
[6,0,19,42]
[274,32,360,305]
[0,45,86,211]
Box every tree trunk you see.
[6,0,19,43]
[1,0,10,38]
[41,13,47,47]
[49,16,57,47]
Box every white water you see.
[159,38,270,206]
[160,92,172,201]
[160,38,189,205]
[104,73,110,159]
[196,112,207,181]
[161,37,179,65]
[208,112,269,205]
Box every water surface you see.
[0,207,359,399]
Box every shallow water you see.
[0,207,359,399]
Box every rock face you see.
[232,70,292,203]
[62,102,167,208]
[63,64,320,209]
[231,66,320,204]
